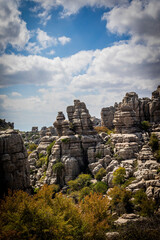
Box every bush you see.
[95,168,106,181]
[79,187,92,200]
[80,193,110,240]
[141,121,150,131]
[92,181,108,194]
[0,185,83,240]
[61,138,70,143]
[133,189,156,217]
[68,174,92,191]
[47,140,56,156]
[122,177,136,188]
[112,167,126,186]
[29,143,38,151]
[94,126,114,135]
[36,156,48,168]
[149,134,159,152]
[109,186,133,215]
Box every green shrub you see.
[29,143,38,151]
[79,187,92,200]
[47,140,56,156]
[141,121,151,131]
[61,138,70,143]
[95,168,106,181]
[95,152,102,159]
[92,181,108,194]
[68,174,92,191]
[39,152,45,159]
[36,157,47,168]
[122,177,136,188]
[149,134,159,152]
[94,126,114,135]
[154,149,160,162]
[133,189,156,217]
[109,186,133,215]
[112,167,126,186]
[53,162,64,174]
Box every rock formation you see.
[101,86,160,131]
[0,129,30,197]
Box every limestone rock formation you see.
[101,86,160,131]
[101,106,116,129]
[0,129,30,197]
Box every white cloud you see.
[32,0,128,23]
[37,28,57,48]
[0,0,30,52]
[11,92,22,97]
[102,0,160,46]
[47,50,55,55]
[58,36,71,45]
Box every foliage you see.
[133,189,156,217]
[95,152,102,159]
[109,186,133,216]
[122,177,136,188]
[47,140,56,156]
[94,126,114,135]
[141,121,151,131]
[28,143,38,151]
[61,138,70,143]
[0,185,83,240]
[92,181,108,194]
[114,153,123,160]
[149,134,159,152]
[38,152,45,159]
[79,187,92,200]
[95,168,107,181]
[80,193,110,240]
[53,162,64,175]
[112,167,126,186]
[68,174,92,191]
[154,149,160,162]
[36,156,48,168]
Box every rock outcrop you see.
[101,86,160,131]
[0,129,30,197]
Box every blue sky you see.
[0,0,160,131]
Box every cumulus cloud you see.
[102,0,160,46]
[0,41,159,91]
[32,0,128,23]
[11,92,22,97]
[58,36,71,45]
[0,0,30,52]
[37,28,57,48]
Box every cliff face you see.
[0,130,30,197]
[101,86,160,131]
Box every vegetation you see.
[28,143,38,151]
[133,189,156,217]
[0,186,111,240]
[141,120,151,131]
[149,134,160,162]
[95,168,106,181]
[47,140,56,156]
[94,126,114,135]
[109,186,133,216]
[112,167,126,186]
[68,174,92,191]
[92,181,108,194]
[61,138,70,143]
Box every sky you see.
[0,0,160,131]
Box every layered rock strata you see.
[0,130,30,197]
